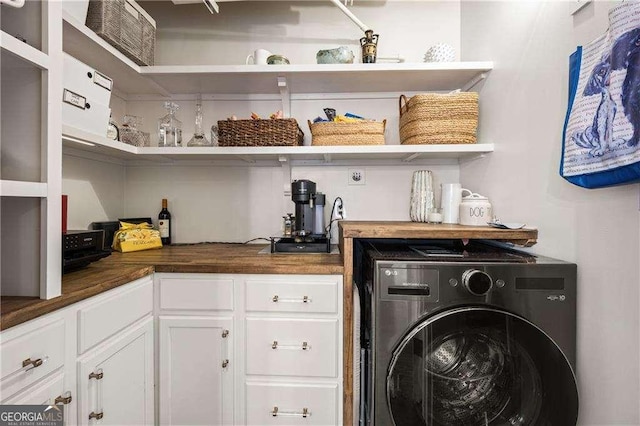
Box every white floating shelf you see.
[0,30,49,70]
[62,125,493,164]
[141,62,493,95]
[0,180,48,197]
[61,12,492,97]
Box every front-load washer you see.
[355,239,578,426]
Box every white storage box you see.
[62,89,111,137]
[63,53,113,107]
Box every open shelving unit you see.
[61,13,494,165]
[1,1,62,300]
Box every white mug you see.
[246,49,272,65]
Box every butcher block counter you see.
[0,243,343,331]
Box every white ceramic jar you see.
[459,192,492,226]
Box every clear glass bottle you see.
[158,101,182,147]
[187,95,211,146]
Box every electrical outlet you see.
[349,168,366,185]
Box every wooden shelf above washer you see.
[339,221,538,247]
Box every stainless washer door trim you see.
[385,305,579,426]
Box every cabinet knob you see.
[222,329,229,338]
[55,392,72,405]
[222,359,229,368]
[89,370,104,380]
[89,411,104,420]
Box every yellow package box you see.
[112,222,162,252]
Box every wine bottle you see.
[158,198,171,245]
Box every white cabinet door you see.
[77,317,154,426]
[159,316,234,426]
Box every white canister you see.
[459,192,492,226]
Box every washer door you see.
[386,307,578,426]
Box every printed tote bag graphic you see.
[562,1,640,188]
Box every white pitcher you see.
[441,183,469,224]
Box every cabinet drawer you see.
[246,278,338,314]
[78,277,152,354]
[158,276,234,311]
[1,319,65,399]
[245,382,338,426]
[246,318,338,378]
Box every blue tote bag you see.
[561,2,640,188]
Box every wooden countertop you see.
[1,244,343,331]
[1,265,154,331]
[339,221,538,246]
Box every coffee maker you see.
[271,180,331,253]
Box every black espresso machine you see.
[271,180,331,253]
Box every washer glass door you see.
[386,307,578,426]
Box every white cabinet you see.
[158,316,234,425]
[155,274,236,425]
[0,276,155,426]
[154,272,343,426]
[244,275,343,426]
[77,317,154,425]
[1,0,62,299]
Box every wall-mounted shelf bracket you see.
[462,72,488,92]
[236,155,257,164]
[279,155,292,197]
[402,152,423,162]
[459,153,487,164]
[277,77,291,118]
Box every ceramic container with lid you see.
[459,191,492,226]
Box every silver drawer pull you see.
[272,295,311,303]
[89,411,104,420]
[271,341,310,350]
[270,406,310,418]
[4,356,49,381]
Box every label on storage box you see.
[93,71,113,91]
[63,89,86,109]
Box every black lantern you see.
[360,30,379,64]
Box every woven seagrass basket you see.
[217,118,304,147]
[308,120,386,146]
[86,0,156,66]
[399,92,478,145]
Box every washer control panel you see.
[378,265,440,302]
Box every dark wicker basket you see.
[217,119,304,147]
[86,0,155,66]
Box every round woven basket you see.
[399,93,478,145]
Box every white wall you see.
[123,163,460,243]
[62,154,126,230]
[141,0,461,66]
[461,1,640,424]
